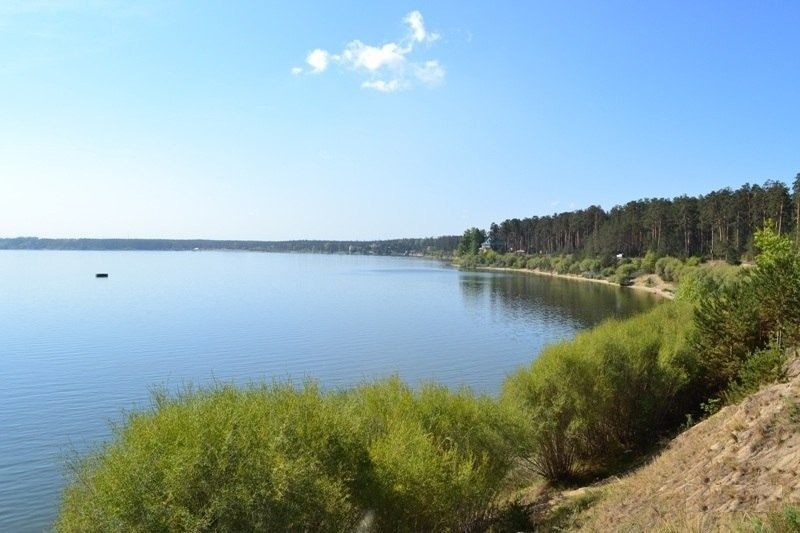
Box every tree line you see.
[0,236,460,256]
[461,174,800,261]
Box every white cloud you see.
[291,66,302,75]
[404,10,438,43]
[306,48,329,73]
[414,60,444,86]
[361,79,403,93]
[405,11,426,42]
[343,41,405,71]
[296,11,444,92]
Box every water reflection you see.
[460,271,660,330]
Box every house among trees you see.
[480,236,506,252]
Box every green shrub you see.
[551,255,574,275]
[692,276,764,392]
[503,302,698,479]
[578,258,601,276]
[501,343,585,479]
[342,378,521,531]
[499,253,517,268]
[748,505,800,532]
[58,382,362,532]
[58,378,522,532]
[459,254,479,268]
[655,256,685,282]
[691,225,800,404]
[642,250,658,274]
[538,256,552,271]
[614,263,638,286]
[674,263,739,303]
[722,346,787,404]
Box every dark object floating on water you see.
[95,273,109,278]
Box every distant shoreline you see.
[0,236,459,257]
[468,265,676,300]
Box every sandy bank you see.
[468,266,676,300]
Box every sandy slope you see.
[575,356,800,531]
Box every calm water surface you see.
[0,251,659,531]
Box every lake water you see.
[0,251,659,531]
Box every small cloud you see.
[306,48,330,73]
[344,40,404,71]
[414,60,444,86]
[296,11,444,92]
[291,66,302,75]
[361,79,403,92]
[551,200,560,207]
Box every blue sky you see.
[1,1,799,240]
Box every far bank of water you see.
[0,251,660,531]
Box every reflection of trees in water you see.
[459,275,488,302]
[459,272,659,329]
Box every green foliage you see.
[503,302,698,479]
[57,378,522,532]
[751,224,800,349]
[699,397,721,418]
[693,274,764,392]
[722,345,786,404]
[525,256,543,270]
[459,178,797,260]
[578,257,602,278]
[674,262,739,303]
[457,227,487,256]
[654,256,686,283]
[642,249,658,273]
[58,382,363,532]
[501,344,584,479]
[551,255,575,275]
[748,505,800,532]
[693,224,800,397]
[685,256,701,267]
[342,379,523,531]
[614,262,639,286]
